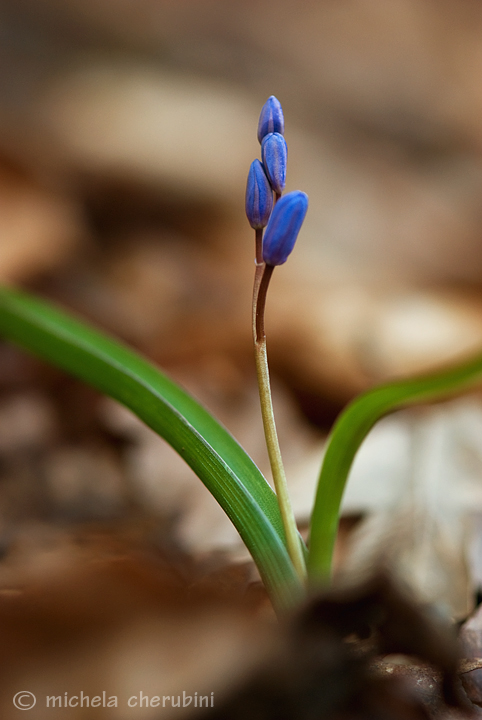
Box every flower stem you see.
[252,259,307,582]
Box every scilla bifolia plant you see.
[246,101,308,582]
[1,97,482,613]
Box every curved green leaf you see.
[0,286,303,611]
[308,352,482,585]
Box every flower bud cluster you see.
[245,96,308,265]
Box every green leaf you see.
[308,352,482,585]
[0,286,303,611]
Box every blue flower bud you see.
[262,190,308,266]
[245,159,274,229]
[261,133,287,195]
[257,96,285,143]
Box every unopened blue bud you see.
[261,133,287,195]
[262,191,308,266]
[245,159,273,229]
[257,96,285,143]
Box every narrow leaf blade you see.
[308,352,482,584]
[0,286,303,610]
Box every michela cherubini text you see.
[45,691,214,709]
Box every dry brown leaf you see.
[269,282,482,402]
[0,164,81,282]
[340,397,482,619]
[0,526,270,720]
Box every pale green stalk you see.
[253,260,307,581]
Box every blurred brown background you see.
[2,1,482,717]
